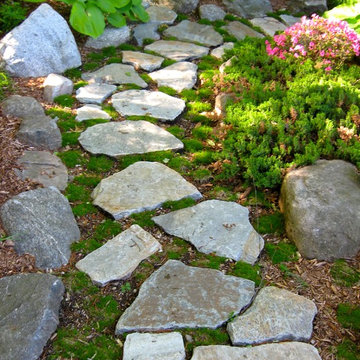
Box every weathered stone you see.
[227,287,317,345]
[133,23,160,46]
[116,260,255,333]
[0,4,81,77]
[147,5,177,24]
[286,0,327,15]
[280,160,360,261]
[145,41,209,61]
[219,56,235,74]
[0,273,64,360]
[211,43,234,59]
[222,21,264,40]
[2,95,45,119]
[76,104,112,122]
[0,187,80,269]
[214,93,235,117]
[164,21,223,47]
[250,17,287,37]
[199,4,226,21]
[122,51,164,71]
[43,73,73,102]
[149,62,197,92]
[85,26,131,49]
[79,120,184,157]
[222,0,272,18]
[15,151,68,191]
[147,0,199,14]
[75,83,117,104]
[123,332,185,360]
[76,225,161,286]
[153,200,264,263]
[112,90,186,121]
[92,161,202,219]
[280,14,301,27]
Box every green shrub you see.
[0,1,27,35]
[0,71,11,100]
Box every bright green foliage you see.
[191,254,228,270]
[337,339,360,360]
[64,67,82,80]
[102,46,117,57]
[192,126,213,140]
[82,62,99,71]
[265,241,298,264]
[0,71,11,100]
[65,184,92,202]
[82,118,110,128]
[74,80,88,90]
[193,150,215,165]
[62,271,99,294]
[131,211,156,228]
[162,198,197,211]
[107,57,122,64]
[121,282,131,292]
[325,2,360,33]
[62,132,81,146]
[337,303,360,330]
[183,139,204,152]
[167,156,193,173]
[192,168,212,181]
[278,264,309,287]
[166,126,185,139]
[253,212,285,234]
[162,59,177,67]
[87,155,114,172]
[74,175,101,187]
[183,328,229,352]
[54,94,75,108]
[331,259,360,287]
[0,1,27,34]
[72,203,98,217]
[57,150,87,168]
[230,261,263,286]
[46,107,75,123]
[93,219,122,241]
[158,86,177,96]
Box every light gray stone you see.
[133,23,160,46]
[222,0,272,18]
[164,21,223,47]
[148,6,177,24]
[0,187,80,269]
[214,93,235,117]
[85,26,131,49]
[211,43,234,59]
[116,260,255,333]
[286,0,327,15]
[0,4,81,77]
[112,90,186,121]
[147,0,199,13]
[76,83,117,104]
[280,14,301,27]
[219,56,235,74]
[76,104,112,122]
[222,21,264,40]
[43,73,74,102]
[153,200,264,263]
[2,95,45,119]
[123,332,185,360]
[280,160,360,261]
[227,287,317,345]
[76,225,161,286]
[122,51,164,71]
[0,273,64,360]
[145,41,209,61]
[15,151,68,191]
[149,62,197,92]
[250,17,287,37]
[199,4,226,21]
[92,161,202,219]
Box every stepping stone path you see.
[222,21,264,40]
[133,23,160,46]
[76,83,117,104]
[76,104,112,121]
[122,51,164,71]
[147,5,177,24]
[43,73,73,102]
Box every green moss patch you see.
[337,303,360,330]
[162,198,197,211]
[265,241,298,264]
[87,155,114,173]
[253,212,285,235]
[229,261,263,286]
[57,150,87,168]
[331,260,360,287]
[336,339,360,360]
[130,211,156,228]
[62,132,81,147]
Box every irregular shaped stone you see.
[15,151,68,190]
[222,0,272,18]
[147,0,199,13]
[280,160,360,261]
[0,273,64,360]
[153,200,264,263]
[43,73,73,102]
[2,95,45,119]
[133,23,160,46]
[164,20,223,47]
[214,93,235,117]
[287,0,327,15]
[122,51,164,71]
[82,64,147,88]
[76,83,117,105]
[149,62,197,92]
[190,343,322,360]
[112,90,185,121]
[0,187,80,269]
[219,56,235,74]
[280,14,301,27]
[124,332,185,360]
[222,21,264,40]
[76,104,112,122]
[0,4,81,77]
[147,5,177,24]
[250,17,287,37]
[145,41,209,61]
[76,225,161,286]
[199,4,226,21]
[116,260,255,333]
[92,161,201,219]
[227,287,317,345]
[211,43,234,59]
[85,26,131,49]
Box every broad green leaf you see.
[116,2,132,12]
[107,12,126,27]
[125,9,137,21]
[114,0,131,8]
[23,0,46,3]
[132,0,142,6]
[94,0,118,13]
[131,4,149,22]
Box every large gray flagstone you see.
[199,4,226,21]
[153,200,264,264]
[280,14,301,27]
[85,26,131,49]
[222,0,272,18]
[147,5,177,24]
[222,21,264,40]
[76,104,112,122]
[112,90,185,121]
[250,17,287,37]
[133,23,160,46]
[76,225,161,286]
[92,161,202,219]
[76,83,117,104]
[122,51,164,72]
[115,260,255,333]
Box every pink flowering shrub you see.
[265,14,360,70]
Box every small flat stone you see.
[122,51,164,72]
[222,0,273,18]
[147,6,177,24]
[164,20,223,47]
[149,62,197,92]
[123,332,185,360]
[133,23,160,46]
[112,90,185,121]
[147,0,199,13]
[76,83,117,105]
[227,287,317,345]
[2,95,45,119]
[43,73,73,102]
[92,161,202,219]
[250,17,287,37]
[85,26,131,49]
[79,120,184,157]
[219,56,235,74]
[211,43,234,59]
[115,260,255,333]
[280,14,301,27]
[145,41,209,61]
[222,21,264,40]
[76,104,111,122]
[214,93,235,117]
[76,225,161,286]
[199,4,226,21]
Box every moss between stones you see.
[253,212,285,235]
[265,241,299,264]
[337,303,360,331]
[331,260,360,287]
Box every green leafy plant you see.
[0,1,27,34]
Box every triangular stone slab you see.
[222,21,264,40]
[122,51,164,71]
[147,6,177,24]
[115,260,255,333]
[76,84,117,104]
[92,161,202,219]
[250,17,287,37]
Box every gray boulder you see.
[286,0,327,15]
[199,4,226,21]
[221,0,272,18]
[2,95,45,119]
[147,6,177,24]
[133,23,160,46]
[85,26,131,49]
[43,73,74,102]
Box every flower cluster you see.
[265,14,360,70]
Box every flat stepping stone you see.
[211,42,234,59]
[76,104,111,122]
[250,17,287,37]
[82,64,147,88]
[78,120,184,158]
[190,343,322,360]
[149,62,197,92]
[76,83,117,104]
[164,20,223,47]
[145,40,209,61]
[222,0,273,18]
[280,14,301,27]
[227,286,317,345]
[199,4,226,21]
[76,225,161,286]
[0,273,64,360]
[115,260,255,333]
[0,187,80,269]
[43,73,73,102]
[147,5,177,24]
[85,26,130,49]
[15,150,68,191]
[133,23,160,46]
[122,51,164,72]
[222,21,264,40]
[123,332,185,360]
[112,90,185,121]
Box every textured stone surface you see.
[153,200,264,263]
[280,14,301,27]
[76,225,161,286]
[214,93,235,117]
[219,56,235,74]
[76,84,117,104]
[122,51,164,71]
[76,104,112,122]
[250,17,287,36]
[222,0,272,18]
[79,120,184,157]
[287,0,327,14]
[116,260,255,333]
[280,160,360,261]
[133,23,160,46]
[211,43,234,59]
[85,26,131,49]
[43,74,73,102]
[0,4,81,77]
[147,0,199,13]
[2,95,45,119]
[15,151,68,190]
[112,90,186,121]
[227,287,317,345]
[92,161,202,219]
[0,273,64,360]
[147,5,177,24]
[199,4,226,21]
[145,41,209,61]
[123,332,185,360]
[222,21,264,40]
[149,62,197,92]
[0,187,80,269]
